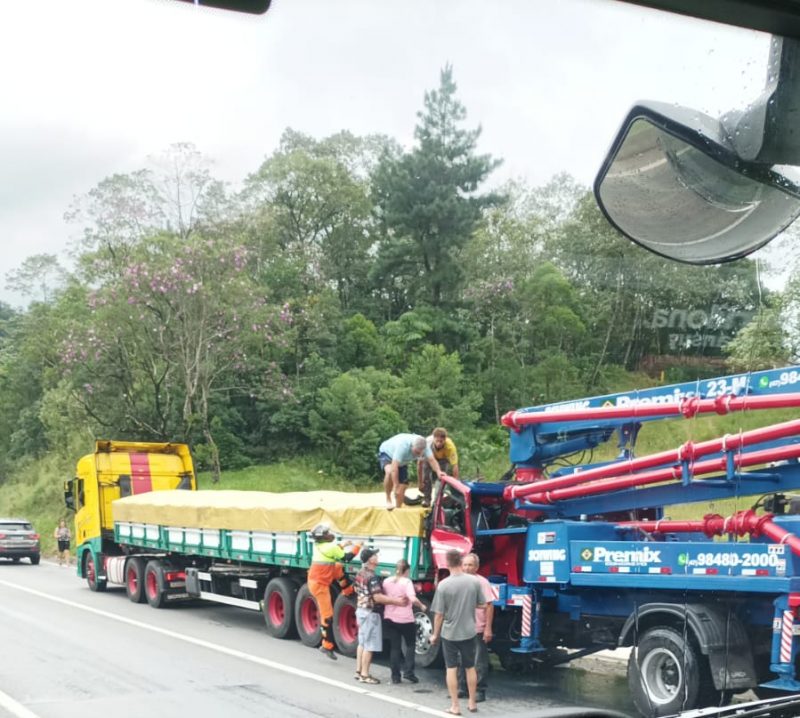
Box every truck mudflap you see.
[620,602,757,691]
[186,567,201,598]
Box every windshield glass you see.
[1,2,799,718]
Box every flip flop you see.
[468,708,478,714]
[445,710,462,716]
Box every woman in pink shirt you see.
[382,559,427,684]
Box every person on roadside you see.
[457,553,495,703]
[53,519,71,567]
[379,433,443,510]
[354,547,409,684]
[307,523,361,660]
[383,558,427,684]
[430,549,485,715]
[419,427,459,507]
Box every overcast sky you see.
[0,0,773,306]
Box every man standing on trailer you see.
[379,433,443,510]
[307,523,361,659]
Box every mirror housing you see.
[595,37,800,264]
[64,479,75,512]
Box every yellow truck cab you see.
[64,440,195,591]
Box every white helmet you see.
[310,523,333,540]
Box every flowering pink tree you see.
[62,231,290,481]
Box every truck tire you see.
[84,551,107,592]
[144,560,168,609]
[332,592,358,658]
[294,583,322,647]
[414,607,443,669]
[628,627,701,717]
[125,557,147,604]
[263,577,298,639]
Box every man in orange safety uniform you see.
[308,523,361,659]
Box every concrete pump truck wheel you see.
[628,626,702,717]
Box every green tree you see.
[5,254,66,303]
[725,305,790,372]
[397,344,481,433]
[307,369,407,478]
[372,66,501,312]
[337,313,382,369]
[243,130,381,310]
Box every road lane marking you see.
[0,579,448,717]
[0,687,42,718]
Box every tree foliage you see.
[0,67,780,483]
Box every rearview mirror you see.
[593,101,800,264]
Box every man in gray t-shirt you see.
[431,549,485,715]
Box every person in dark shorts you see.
[378,433,442,510]
[54,519,71,566]
[430,549,486,715]
[457,553,495,703]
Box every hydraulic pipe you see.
[502,393,800,430]
[518,443,800,505]
[617,509,800,558]
[505,418,800,501]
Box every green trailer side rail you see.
[114,520,431,578]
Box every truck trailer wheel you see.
[84,551,107,592]
[332,592,358,658]
[144,560,168,609]
[125,557,147,604]
[414,607,443,669]
[294,583,322,647]
[628,627,701,717]
[263,577,298,639]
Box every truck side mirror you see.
[64,479,75,512]
[594,37,800,264]
[594,100,800,264]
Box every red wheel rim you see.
[268,591,285,625]
[86,555,96,583]
[146,569,158,598]
[127,566,138,594]
[338,601,357,644]
[300,596,319,633]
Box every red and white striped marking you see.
[521,595,532,637]
[781,610,794,664]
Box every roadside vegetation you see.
[0,67,795,552]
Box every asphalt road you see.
[0,560,637,718]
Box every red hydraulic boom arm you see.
[502,392,800,430]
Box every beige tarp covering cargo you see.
[112,490,426,537]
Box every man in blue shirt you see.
[379,433,443,510]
